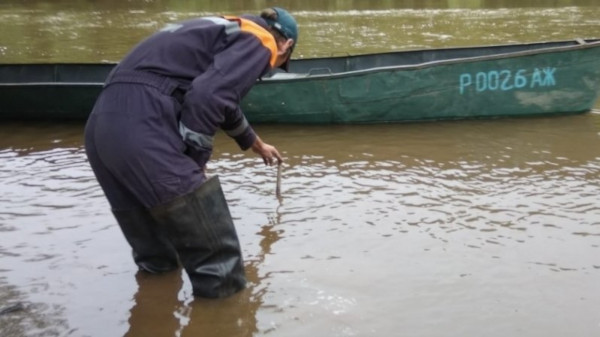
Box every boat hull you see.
[1,40,599,123]
[1,84,103,121]
[244,42,600,123]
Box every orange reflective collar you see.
[223,16,278,68]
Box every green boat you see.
[1,39,600,123]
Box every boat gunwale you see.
[262,38,600,82]
[1,38,599,85]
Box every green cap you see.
[265,7,298,51]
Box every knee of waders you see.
[112,208,179,273]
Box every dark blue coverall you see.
[84,14,281,298]
[85,15,277,209]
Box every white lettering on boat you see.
[459,67,556,94]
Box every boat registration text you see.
[459,67,556,94]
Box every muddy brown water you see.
[1,1,600,336]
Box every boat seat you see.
[268,72,308,79]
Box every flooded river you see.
[1,1,600,336]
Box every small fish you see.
[276,163,282,199]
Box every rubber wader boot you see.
[112,208,179,274]
[150,176,246,298]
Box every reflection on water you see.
[3,114,600,336]
[122,217,281,336]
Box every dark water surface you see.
[1,1,600,336]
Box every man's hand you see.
[251,136,282,166]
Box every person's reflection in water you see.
[124,270,187,337]
[125,214,283,337]
[179,219,282,337]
